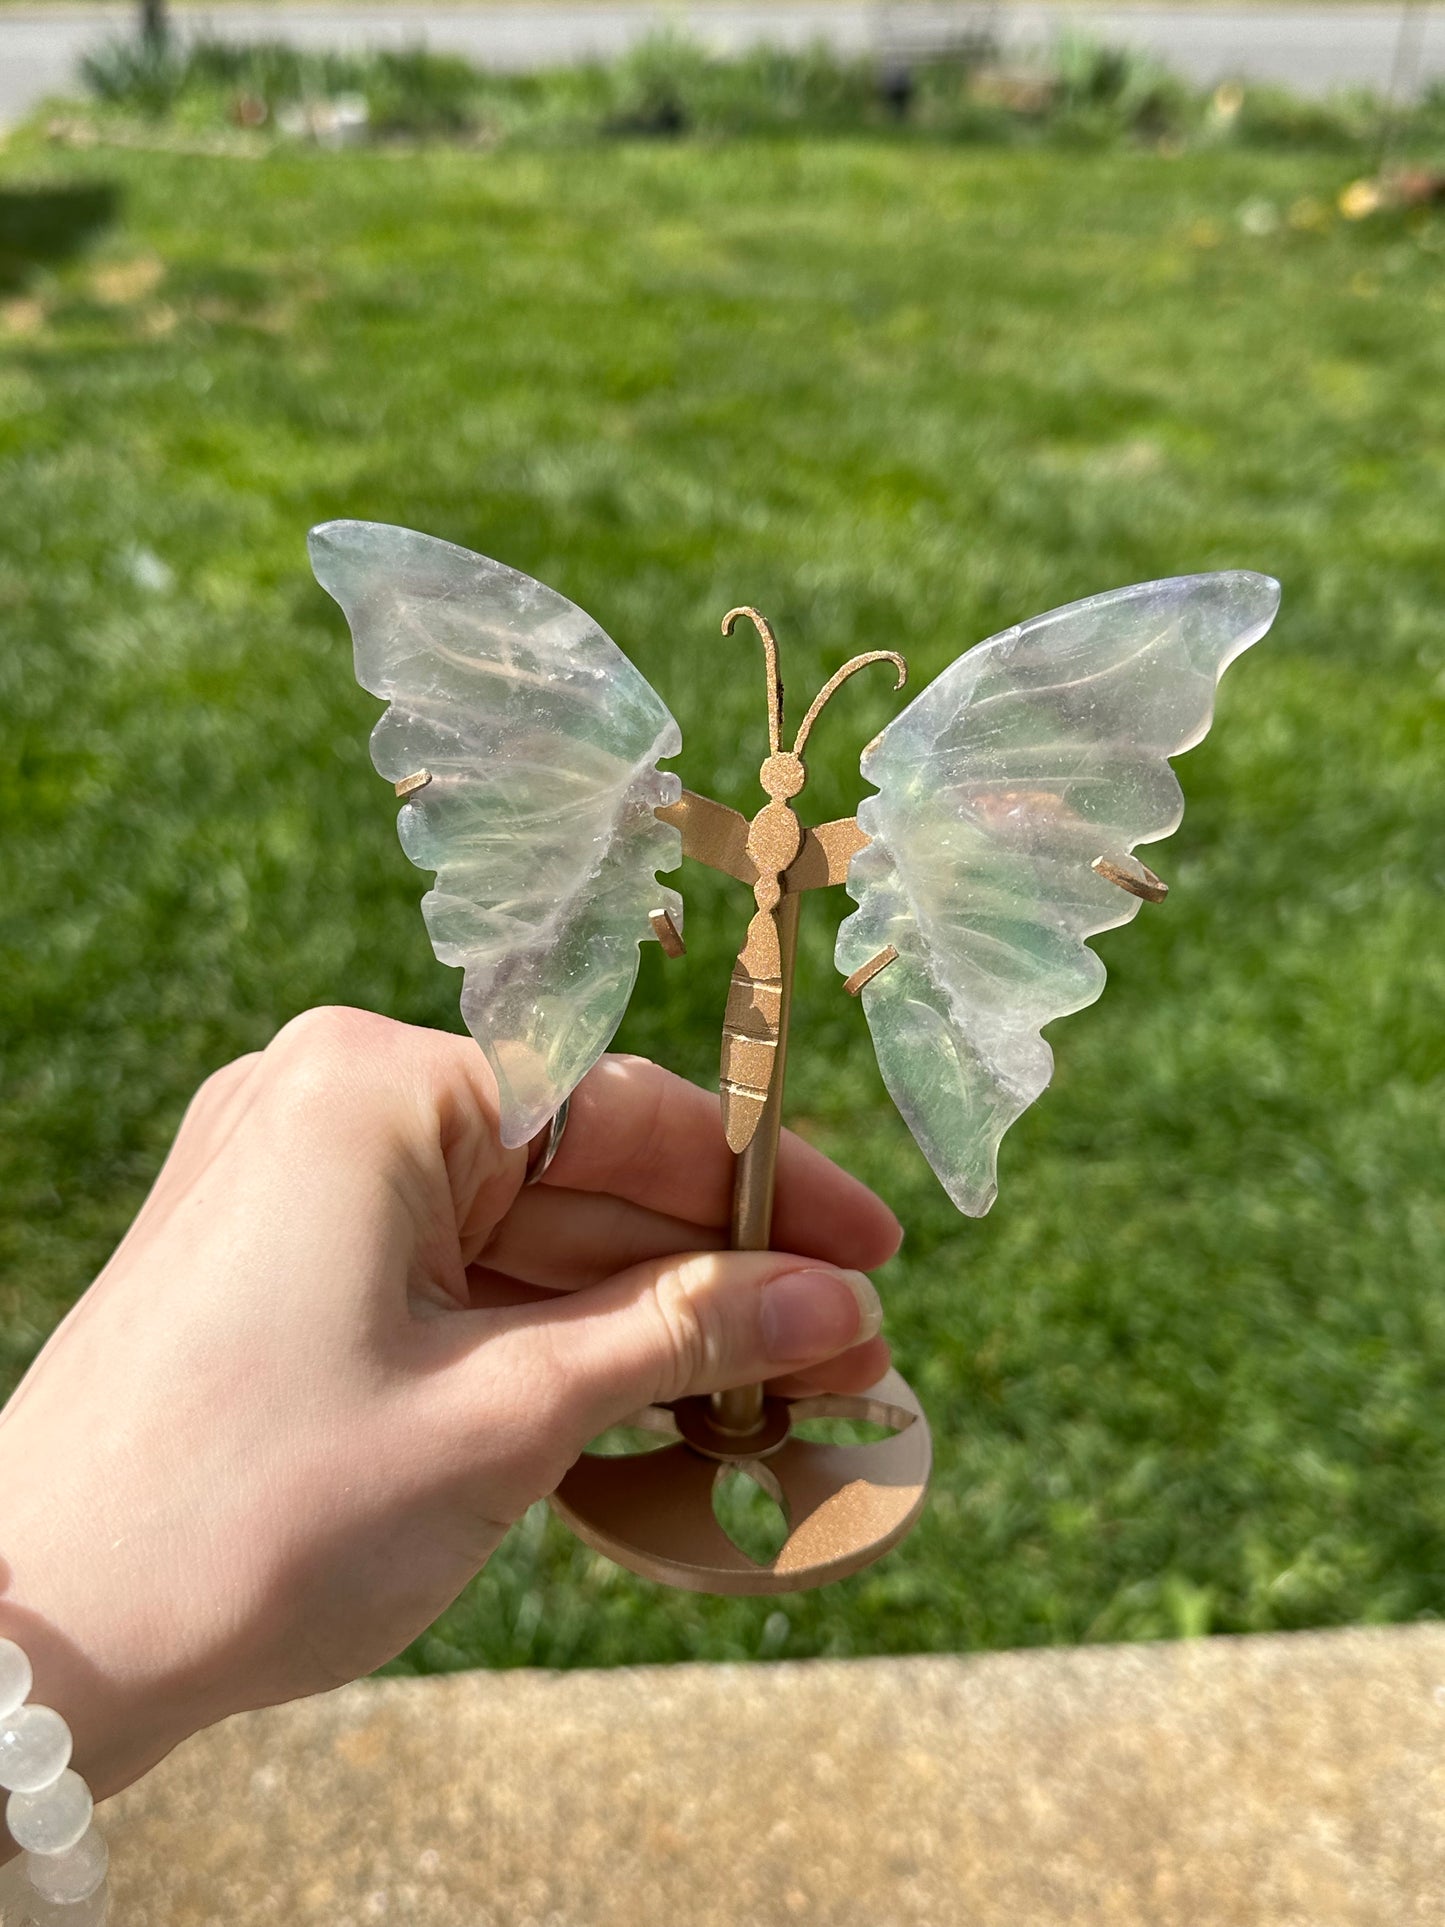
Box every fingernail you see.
[842,1269,885,1343]
[761,1268,883,1363]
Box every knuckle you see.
[191,1051,260,1113]
[270,1004,387,1061]
[648,1256,721,1399]
[172,1052,263,1148]
[259,1006,393,1119]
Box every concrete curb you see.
[106,1624,1445,1925]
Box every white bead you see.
[0,1642,32,1722]
[25,1823,107,1904]
[0,1709,70,1793]
[7,1770,92,1854]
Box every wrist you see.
[0,1439,202,1801]
[0,1603,180,1808]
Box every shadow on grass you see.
[0,183,121,294]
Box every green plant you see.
[363,50,486,138]
[1227,83,1382,152]
[1048,34,1194,143]
[80,32,190,116]
[70,27,1442,157]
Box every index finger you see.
[539,1055,902,1272]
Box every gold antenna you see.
[792,650,907,759]
[722,606,784,754]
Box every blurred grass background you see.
[1,69,1443,1669]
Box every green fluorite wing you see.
[836,571,1280,1215]
[310,520,682,1149]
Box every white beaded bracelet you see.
[0,1638,107,1927]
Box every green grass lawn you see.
[2,127,1443,1672]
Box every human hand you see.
[0,1008,899,1801]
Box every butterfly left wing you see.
[310,520,682,1149]
[835,571,1280,1214]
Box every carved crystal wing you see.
[310,520,682,1148]
[835,571,1281,1215]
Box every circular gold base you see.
[549,1370,931,1596]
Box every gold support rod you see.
[711,886,802,1436]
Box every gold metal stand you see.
[711,887,800,1439]
[550,1369,930,1594]
[549,612,932,1595]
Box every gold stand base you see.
[550,1370,931,1595]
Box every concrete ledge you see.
[107,1625,1445,1926]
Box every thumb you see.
[491,1249,883,1454]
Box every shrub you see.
[363,51,485,138]
[73,25,1442,158]
[80,32,191,115]
[1227,83,1385,152]
[1047,34,1194,143]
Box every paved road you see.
[3,3,1442,127]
